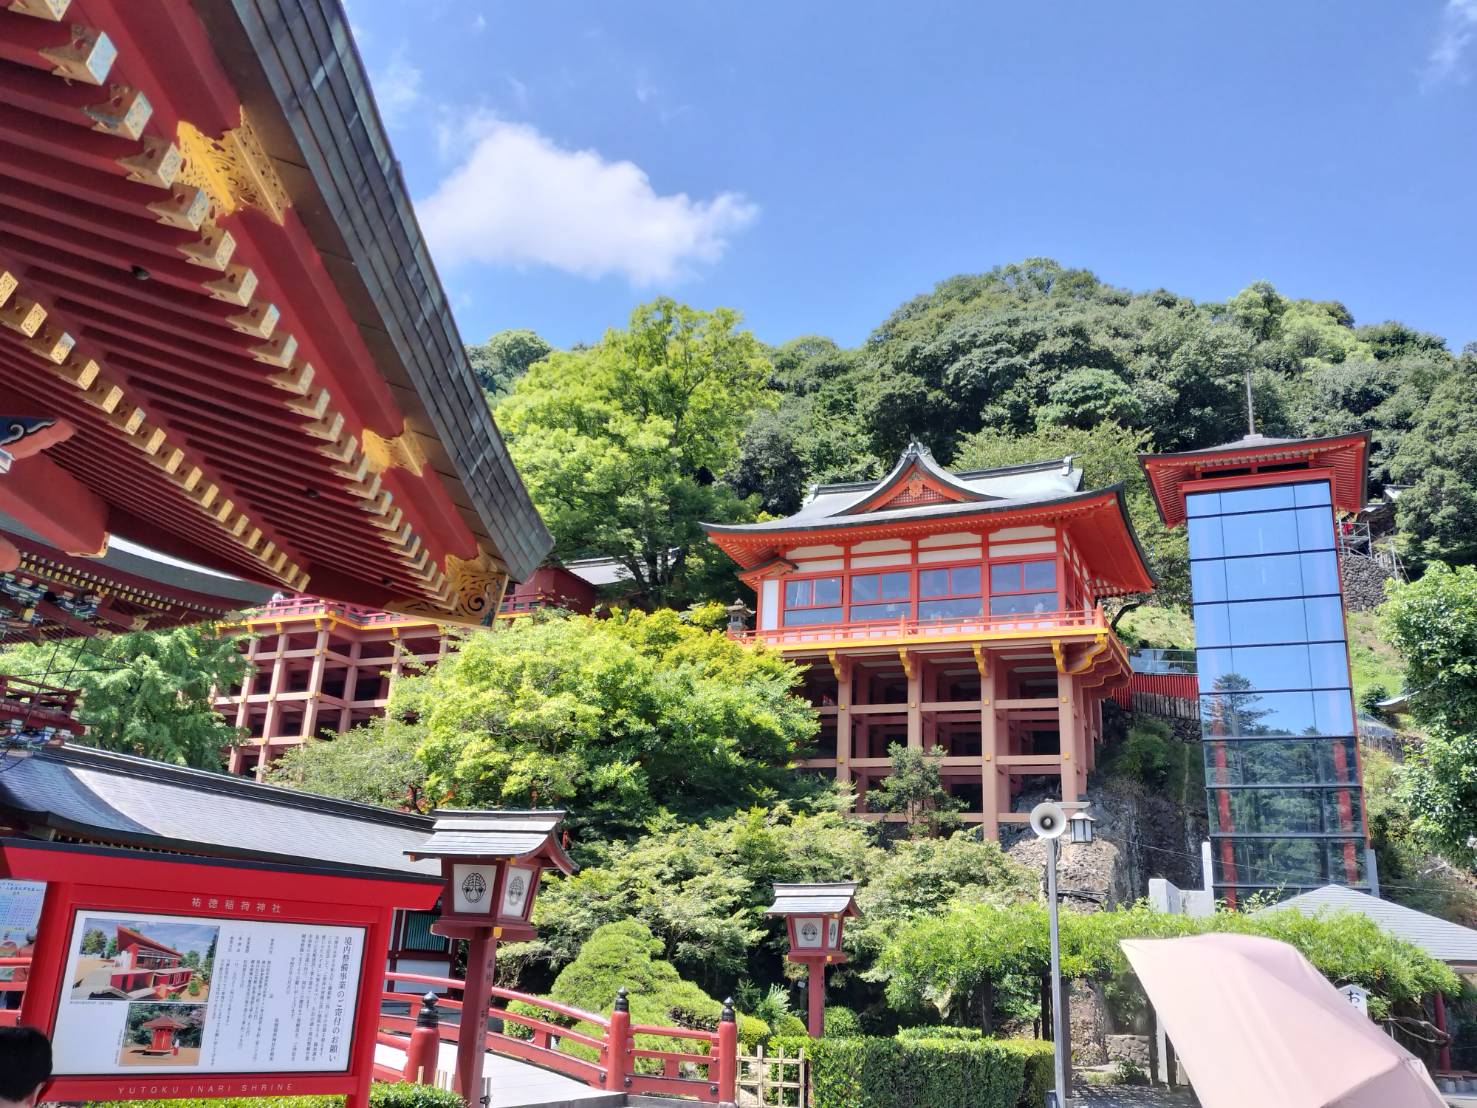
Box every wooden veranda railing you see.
[377,970,738,1103]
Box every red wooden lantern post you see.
[406,811,575,1103]
[765,883,860,1038]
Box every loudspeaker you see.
[1029,801,1068,840]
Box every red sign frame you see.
[1,838,439,1106]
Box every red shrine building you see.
[212,563,609,778]
[705,443,1153,836]
[108,924,194,997]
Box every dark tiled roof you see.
[0,744,438,881]
[766,882,860,915]
[409,809,575,873]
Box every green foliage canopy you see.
[1,625,247,769]
[466,328,552,397]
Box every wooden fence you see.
[737,1043,807,1107]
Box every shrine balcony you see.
[729,605,1111,651]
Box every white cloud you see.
[473,13,487,33]
[372,49,423,121]
[1425,0,1477,86]
[417,118,757,285]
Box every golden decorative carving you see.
[390,549,508,626]
[176,108,289,224]
[362,426,427,477]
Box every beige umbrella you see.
[1121,933,1443,1108]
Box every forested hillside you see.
[476,258,1475,607]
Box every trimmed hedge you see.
[773,1034,1054,1108]
[823,1005,863,1038]
[88,1081,465,1108]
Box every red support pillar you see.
[1434,990,1452,1073]
[605,987,631,1092]
[716,997,738,1102]
[454,930,495,1103]
[403,992,441,1085]
[807,961,825,1037]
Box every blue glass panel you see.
[1201,690,1353,738]
[1191,560,1228,602]
[989,592,1056,616]
[1206,788,1364,835]
[1299,551,1340,596]
[1187,518,1224,560]
[1197,643,1353,693]
[784,580,809,606]
[1222,554,1306,601]
[1203,737,1359,786]
[783,606,842,627]
[1185,490,1220,517]
[1307,643,1351,688]
[1221,510,1302,557]
[989,564,1020,592]
[1297,506,1335,550]
[919,597,983,620]
[1022,561,1056,590]
[1225,598,1315,646]
[850,601,910,622]
[1194,602,1231,647]
[1217,485,1297,513]
[918,569,948,597]
[813,577,842,605]
[951,565,982,594]
[1294,481,1332,507]
[1304,596,1346,642]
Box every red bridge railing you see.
[378,970,736,1102]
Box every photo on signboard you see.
[117,1002,208,1067]
[69,916,217,1003]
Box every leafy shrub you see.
[1113,1059,1149,1086]
[1102,717,1183,790]
[1358,683,1389,715]
[823,1005,863,1038]
[788,1034,1046,1108]
[369,1085,466,1108]
[897,1025,982,1041]
[772,1012,809,1038]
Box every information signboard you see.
[52,910,365,1076]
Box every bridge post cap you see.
[416,991,440,1027]
[614,985,629,1012]
[721,997,735,1022]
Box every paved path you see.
[374,1039,621,1108]
[1078,1086,1200,1106]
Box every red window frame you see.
[782,573,844,626]
[847,569,914,623]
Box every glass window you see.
[1192,597,1344,648]
[1296,506,1334,551]
[990,560,1055,594]
[1217,485,1297,514]
[783,576,842,627]
[1217,837,1365,889]
[1022,561,1056,590]
[1188,517,1225,560]
[1185,491,1220,517]
[1200,690,1354,739]
[990,592,1057,616]
[1203,737,1359,786]
[1206,787,1364,836]
[990,563,1021,593]
[1294,482,1332,507]
[849,601,911,622]
[919,565,980,598]
[919,597,984,621]
[851,572,909,602]
[1220,510,1302,558]
[1198,643,1351,693]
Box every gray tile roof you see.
[1257,884,1477,967]
[408,810,576,873]
[0,745,438,882]
[766,882,860,916]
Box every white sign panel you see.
[451,864,498,916]
[826,917,839,949]
[1338,983,1370,1018]
[499,865,536,919]
[52,910,365,1076]
[795,917,824,950]
[0,879,45,983]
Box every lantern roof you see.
[407,809,576,874]
[766,882,861,917]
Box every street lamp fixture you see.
[1030,801,1093,1108]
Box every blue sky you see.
[348,2,1477,353]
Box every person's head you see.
[0,1026,51,1108]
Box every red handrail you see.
[733,605,1109,646]
[377,970,735,1102]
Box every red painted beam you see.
[0,452,108,555]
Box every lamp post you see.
[1029,801,1094,1108]
[406,810,575,1103]
[765,882,860,1037]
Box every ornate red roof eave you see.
[706,487,1155,598]
[1140,431,1371,528]
[0,0,551,629]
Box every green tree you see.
[1389,369,1477,568]
[1383,564,1477,860]
[0,625,247,769]
[1040,367,1143,429]
[266,715,427,809]
[866,744,963,838]
[80,928,108,955]
[403,610,819,844]
[953,420,1189,608]
[467,328,552,397]
[497,299,773,606]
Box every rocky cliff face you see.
[1340,551,1396,611]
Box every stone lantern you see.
[766,882,860,1037]
[407,810,575,1098]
